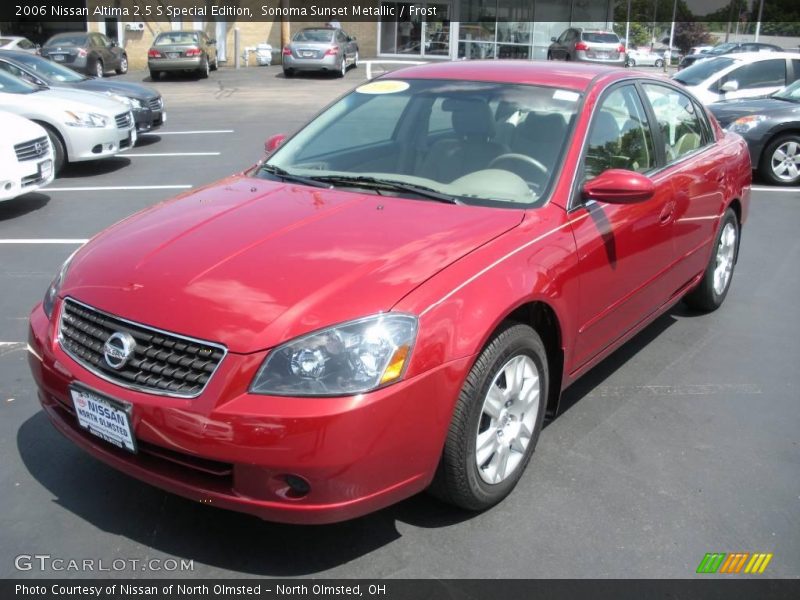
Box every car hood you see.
[709,97,799,126]
[62,176,523,353]
[8,87,129,115]
[72,79,159,101]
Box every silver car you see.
[282,28,359,78]
[0,70,134,174]
[547,28,626,66]
[147,30,218,80]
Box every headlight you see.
[43,251,77,319]
[250,314,418,396]
[64,110,108,128]
[727,115,767,134]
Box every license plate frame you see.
[38,159,53,181]
[167,52,179,59]
[71,385,137,453]
[52,54,65,62]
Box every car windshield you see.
[257,79,581,207]
[582,32,618,44]
[773,80,800,102]
[293,29,335,43]
[0,69,40,93]
[47,34,87,46]
[708,43,737,55]
[673,57,736,85]
[154,32,198,46]
[10,53,85,82]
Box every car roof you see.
[719,51,798,61]
[48,32,87,39]
[386,60,649,92]
[0,49,34,60]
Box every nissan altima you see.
[28,61,751,524]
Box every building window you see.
[379,1,452,57]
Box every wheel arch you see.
[30,119,68,161]
[757,127,800,164]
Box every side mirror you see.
[720,80,739,93]
[582,169,655,204]
[551,37,557,42]
[265,133,287,153]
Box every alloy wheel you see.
[475,355,540,485]
[770,140,800,183]
[713,222,737,296]
[95,60,103,78]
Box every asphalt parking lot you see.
[1,65,799,579]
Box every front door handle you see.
[659,200,676,224]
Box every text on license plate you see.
[167,52,179,58]
[52,55,65,61]
[302,51,314,57]
[71,387,136,452]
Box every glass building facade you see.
[378,0,614,60]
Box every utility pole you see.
[665,0,677,73]
[624,0,632,50]
[754,0,765,41]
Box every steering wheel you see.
[489,153,548,189]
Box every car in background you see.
[679,42,783,70]
[0,111,54,201]
[0,36,39,54]
[626,48,665,68]
[27,61,751,525]
[547,28,626,66]
[282,27,359,78]
[41,32,128,78]
[673,52,800,104]
[708,79,800,185]
[147,30,218,80]
[0,70,134,173]
[688,45,714,55]
[0,50,165,133]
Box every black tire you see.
[627,58,635,67]
[429,323,548,511]
[116,54,128,74]
[39,123,66,175]
[198,57,210,79]
[546,51,552,60]
[210,56,218,71]
[353,51,359,68]
[94,58,104,78]
[149,69,160,81]
[654,58,664,68]
[684,208,739,312]
[337,58,346,78]
[283,68,294,78]
[759,133,800,186]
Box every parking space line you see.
[126,152,221,157]
[142,130,234,135]
[45,185,192,191]
[0,239,88,244]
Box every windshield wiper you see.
[304,175,462,204]
[258,164,331,188]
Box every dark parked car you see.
[282,27,359,78]
[0,50,164,133]
[547,28,626,66]
[679,42,783,70]
[147,30,218,80]
[708,79,800,185]
[41,32,128,78]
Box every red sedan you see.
[28,61,751,524]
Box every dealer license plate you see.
[52,54,65,62]
[167,52,179,59]
[71,386,137,453]
[302,51,314,57]
[38,159,52,181]
[595,52,609,59]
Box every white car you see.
[673,51,800,104]
[0,36,38,53]
[0,111,54,202]
[626,49,665,68]
[0,69,134,173]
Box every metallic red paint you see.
[28,62,752,523]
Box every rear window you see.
[47,34,87,46]
[0,38,12,46]
[581,32,619,44]
[293,29,334,43]
[673,57,736,86]
[154,32,199,46]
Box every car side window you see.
[792,60,800,83]
[18,39,33,49]
[642,84,706,163]
[582,85,656,181]
[725,59,786,90]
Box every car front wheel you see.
[116,55,128,74]
[199,57,210,78]
[684,208,739,312]
[94,59,103,78]
[654,58,664,68]
[761,133,800,186]
[430,323,548,511]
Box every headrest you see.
[442,97,494,139]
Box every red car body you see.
[28,62,751,524]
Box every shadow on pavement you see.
[58,157,132,179]
[0,193,50,221]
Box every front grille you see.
[147,96,162,111]
[59,298,226,398]
[15,136,49,161]
[115,112,132,129]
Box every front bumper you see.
[64,121,136,162]
[28,302,469,524]
[132,107,165,133]
[0,155,54,202]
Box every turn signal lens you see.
[379,345,410,385]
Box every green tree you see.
[673,21,713,53]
